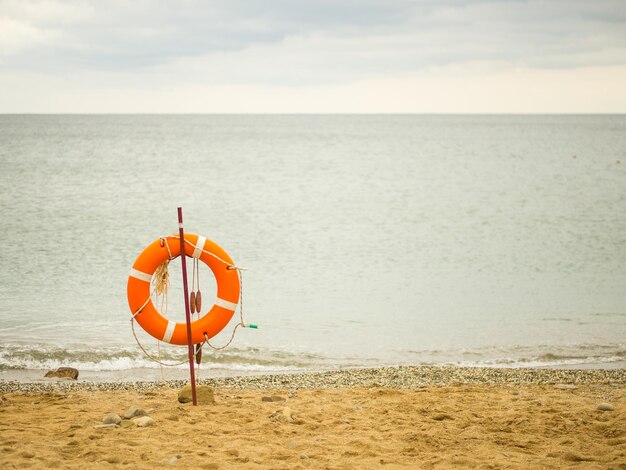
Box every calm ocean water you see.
[0,114,625,380]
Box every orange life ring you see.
[127,234,240,345]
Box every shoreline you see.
[2,365,624,393]
[1,359,625,386]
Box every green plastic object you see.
[246,323,259,329]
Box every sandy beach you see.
[1,366,625,469]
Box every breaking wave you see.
[0,343,325,373]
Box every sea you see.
[0,114,625,382]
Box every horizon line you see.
[1,112,625,116]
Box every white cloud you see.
[0,0,625,112]
[2,0,625,72]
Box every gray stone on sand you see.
[134,416,155,427]
[124,406,147,419]
[597,403,614,412]
[178,384,215,404]
[44,367,79,380]
[102,413,121,425]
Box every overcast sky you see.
[1,0,625,113]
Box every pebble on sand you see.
[94,423,118,429]
[134,416,155,427]
[102,413,122,425]
[597,403,614,412]
[178,384,215,405]
[262,395,285,402]
[124,406,147,419]
[164,455,181,464]
[270,406,304,424]
[432,413,453,421]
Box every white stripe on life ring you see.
[129,268,152,283]
[215,297,238,311]
[162,321,176,343]
[192,236,206,259]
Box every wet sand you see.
[1,367,624,469]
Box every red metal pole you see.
[177,207,197,406]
